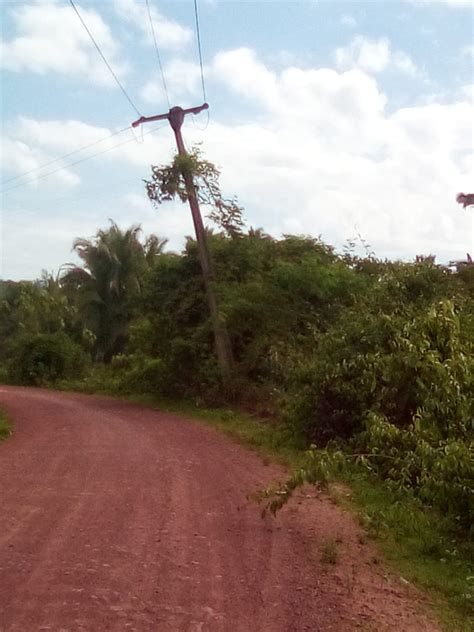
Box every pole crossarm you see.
[131,103,209,129]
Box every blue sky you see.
[1,0,473,280]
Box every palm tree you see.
[61,221,167,362]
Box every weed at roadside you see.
[0,408,12,441]
[320,537,340,565]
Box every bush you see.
[113,354,172,395]
[282,294,474,531]
[9,332,89,386]
[360,413,473,532]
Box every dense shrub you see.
[283,259,472,442]
[9,332,89,386]
[281,275,474,530]
[360,413,473,531]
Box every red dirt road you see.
[0,387,439,631]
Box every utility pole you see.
[132,103,234,382]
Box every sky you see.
[1,0,473,281]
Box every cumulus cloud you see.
[3,48,472,275]
[0,1,128,86]
[195,49,472,262]
[392,51,418,76]
[114,0,192,50]
[124,193,194,247]
[335,36,391,73]
[141,59,202,105]
[0,116,176,195]
[335,36,419,76]
[0,137,80,189]
[212,48,279,105]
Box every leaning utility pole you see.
[132,103,234,382]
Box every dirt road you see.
[0,387,439,631]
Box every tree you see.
[61,221,166,362]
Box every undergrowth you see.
[0,408,12,441]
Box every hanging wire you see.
[1,126,131,186]
[191,108,210,132]
[193,0,207,103]
[69,0,142,117]
[130,121,145,144]
[1,123,167,195]
[145,0,171,109]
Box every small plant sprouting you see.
[320,538,340,565]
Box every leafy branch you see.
[145,146,246,238]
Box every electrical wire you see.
[191,108,210,132]
[69,0,142,117]
[193,0,207,102]
[1,126,132,186]
[1,123,167,195]
[145,0,171,109]
[4,180,146,212]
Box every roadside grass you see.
[337,475,473,632]
[0,408,12,441]
[56,382,472,630]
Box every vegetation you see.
[1,150,472,626]
[0,408,11,441]
[320,537,340,565]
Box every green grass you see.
[57,382,473,631]
[337,475,473,631]
[0,408,12,441]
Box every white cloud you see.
[459,83,474,99]
[335,36,419,76]
[212,48,279,105]
[123,193,194,247]
[392,51,418,76]
[142,59,202,105]
[114,0,192,51]
[0,137,80,188]
[341,14,358,28]
[335,36,391,73]
[0,1,128,86]
[15,118,118,152]
[2,48,473,278]
[0,116,176,195]
[0,209,95,280]
[196,49,473,262]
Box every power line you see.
[145,0,171,109]
[69,0,142,117]
[3,180,148,212]
[1,123,167,195]
[193,0,207,102]
[1,126,131,186]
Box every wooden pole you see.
[132,104,234,382]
